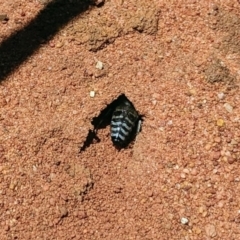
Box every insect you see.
[110,98,141,148]
[80,94,142,152]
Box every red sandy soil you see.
[0,0,240,239]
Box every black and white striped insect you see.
[80,94,142,151]
[110,98,141,148]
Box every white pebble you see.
[205,224,217,237]
[217,92,224,100]
[152,100,157,105]
[181,217,189,225]
[90,91,95,98]
[180,173,186,179]
[96,61,103,70]
[159,127,164,131]
[173,165,179,170]
[223,103,233,113]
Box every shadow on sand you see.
[0,0,97,82]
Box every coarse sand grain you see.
[0,0,240,239]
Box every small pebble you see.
[56,42,63,48]
[181,217,189,225]
[205,224,217,237]
[216,119,224,127]
[205,144,211,151]
[214,137,221,143]
[90,91,95,98]
[191,168,198,176]
[227,157,235,164]
[230,139,238,145]
[152,100,157,105]
[217,92,224,100]
[32,165,37,172]
[202,211,208,217]
[96,61,103,70]
[210,151,221,161]
[223,103,233,113]
[180,173,186,179]
[195,227,202,234]
[42,184,50,191]
[49,41,55,48]
[72,110,78,115]
[225,151,231,157]
[49,198,56,206]
[59,206,68,218]
[9,181,18,190]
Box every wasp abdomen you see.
[111,101,139,147]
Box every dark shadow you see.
[0,0,98,82]
[79,129,100,152]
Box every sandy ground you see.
[0,0,240,239]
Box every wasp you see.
[80,94,142,151]
[110,98,141,148]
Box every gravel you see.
[0,0,240,239]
